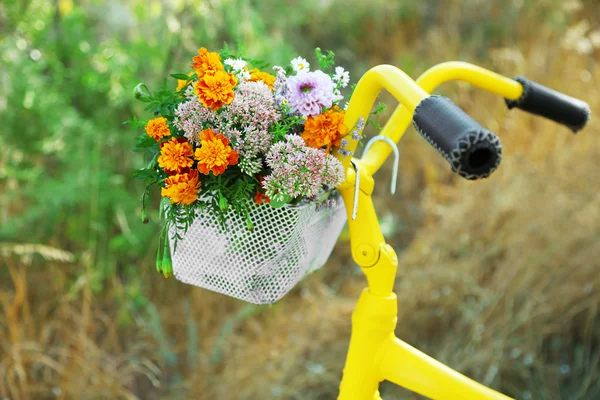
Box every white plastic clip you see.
[349,160,360,221]
[362,136,400,195]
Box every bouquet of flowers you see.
[132,47,353,303]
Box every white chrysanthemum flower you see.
[236,69,251,82]
[343,102,349,111]
[291,57,310,73]
[334,66,350,88]
[224,58,247,71]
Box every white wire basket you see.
[168,191,347,304]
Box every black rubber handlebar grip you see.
[505,77,590,133]
[413,95,502,180]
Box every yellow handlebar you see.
[357,61,524,175]
[334,65,430,172]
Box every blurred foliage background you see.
[1,0,599,399]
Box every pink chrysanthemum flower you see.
[263,135,345,202]
[286,71,337,117]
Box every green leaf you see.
[133,168,158,179]
[170,73,191,80]
[251,60,270,70]
[136,133,157,148]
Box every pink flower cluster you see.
[263,135,345,202]
[174,81,281,175]
[219,81,281,174]
[173,93,215,143]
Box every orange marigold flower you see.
[254,190,270,204]
[158,137,195,175]
[161,170,201,205]
[195,129,239,176]
[191,47,224,78]
[254,175,270,204]
[301,107,348,153]
[145,117,171,141]
[249,68,276,90]
[194,70,237,111]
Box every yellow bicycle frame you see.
[335,62,523,400]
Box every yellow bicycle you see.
[332,61,590,400]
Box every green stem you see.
[141,179,159,224]
[244,207,254,231]
[147,152,159,169]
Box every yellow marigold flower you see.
[302,107,348,153]
[192,47,224,78]
[161,170,201,205]
[249,68,276,90]
[176,71,194,92]
[158,137,194,175]
[194,70,237,111]
[145,117,171,141]
[195,129,239,176]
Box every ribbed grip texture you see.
[505,77,590,133]
[413,96,502,180]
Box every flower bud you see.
[219,194,228,212]
[161,239,172,278]
[133,83,151,100]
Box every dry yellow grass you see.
[2,2,600,400]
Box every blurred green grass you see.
[1,0,599,399]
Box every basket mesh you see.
[169,192,347,304]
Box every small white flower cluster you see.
[333,66,350,88]
[225,58,250,81]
